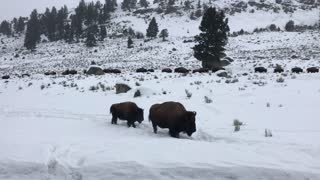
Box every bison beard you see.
[110,102,144,128]
[149,102,197,138]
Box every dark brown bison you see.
[149,102,196,138]
[2,75,10,79]
[174,67,189,73]
[69,70,77,75]
[104,68,121,74]
[62,70,70,75]
[110,102,144,128]
[307,67,319,73]
[255,67,267,73]
[291,67,303,73]
[211,67,225,73]
[147,69,154,72]
[136,68,148,73]
[192,68,209,73]
[274,67,284,73]
[162,68,172,73]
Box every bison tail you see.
[110,105,114,114]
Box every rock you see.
[220,60,231,67]
[217,71,228,78]
[87,66,105,75]
[134,90,141,98]
[115,83,131,94]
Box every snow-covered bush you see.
[233,119,243,132]
[276,77,285,83]
[185,89,192,98]
[204,96,213,103]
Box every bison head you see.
[185,111,197,136]
[137,108,144,123]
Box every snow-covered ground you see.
[1,68,320,179]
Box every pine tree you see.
[17,17,25,33]
[127,36,133,48]
[56,6,69,40]
[0,21,12,36]
[71,14,82,41]
[184,0,191,10]
[24,9,41,50]
[193,7,229,69]
[168,0,175,6]
[197,0,201,8]
[139,0,149,8]
[100,25,107,40]
[64,23,73,43]
[159,29,168,41]
[122,0,131,11]
[146,17,159,38]
[86,25,97,47]
[12,18,18,33]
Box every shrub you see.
[285,20,295,32]
[204,96,213,103]
[233,119,243,132]
[185,89,192,98]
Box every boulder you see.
[116,83,132,94]
[87,66,105,75]
[217,71,228,78]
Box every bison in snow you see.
[149,102,197,138]
[110,102,144,128]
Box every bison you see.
[149,102,197,138]
[274,67,284,73]
[255,67,267,73]
[110,102,144,128]
[162,68,172,73]
[307,67,319,73]
[104,68,121,74]
[174,67,189,73]
[136,68,148,73]
[192,68,209,73]
[291,67,303,73]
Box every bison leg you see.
[152,122,157,134]
[111,116,118,124]
[127,121,131,127]
[132,122,136,128]
[169,129,179,138]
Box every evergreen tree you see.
[197,0,201,8]
[193,7,229,68]
[146,17,158,38]
[86,25,98,47]
[24,9,41,50]
[12,18,18,33]
[127,36,133,48]
[139,0,149,8]
[76,0,87,21]
[0,21,12,36]
[86,2,99,25]
[71,14,82,41]
[17,17,25,33]
[184,0,191,10]
[64,23,73,43]
[56,6,69,40]
[168,0,175,6]
[100,25,107,40]
[159,29,168,41]
[122,0,131,11]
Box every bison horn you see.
[193,111,197,115]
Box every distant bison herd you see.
[110,101,197,138]
[3,65,320,80]
[254,66,320,74]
